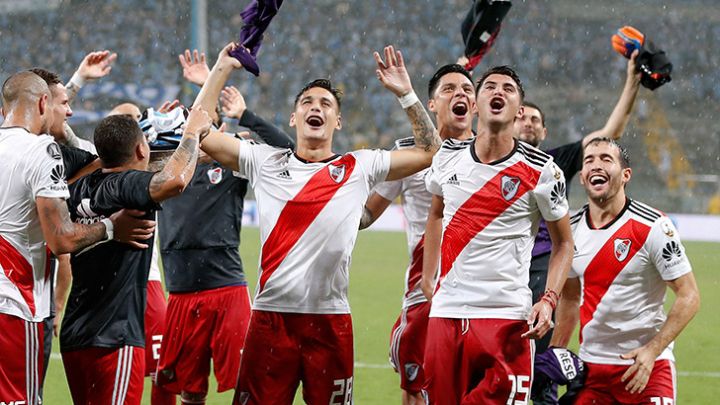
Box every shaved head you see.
[2,71,51,109]
[108,103,142,122]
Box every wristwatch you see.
[101,218,114,241]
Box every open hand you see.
[110,209,155,249]
[220,86,247,120]
[374,45,413,97]
[77,50,117,81]
[179,49,210,86]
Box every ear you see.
[515,105,524,120]
[540,127,548,143]
[289,112,296,128]
[470,99,478,116]
[38,94,48,116]
[136,141,147,161]
[427,98,436,113]
[335,113,342,130]
[622,167,632,184]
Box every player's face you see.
[428,73,476,138]
[48,84,72,139]
[580,142,632,203]
[289,87,342,143]
[476,74,522,129]
[515,106,546,147]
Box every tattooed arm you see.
[147,107,212,202]
[374,45,441,181]
[36,198,155,254]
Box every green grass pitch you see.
[42,229,719,404]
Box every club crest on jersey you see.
[613,238,632,262]
[207,167,223,184]
[404,363,420,382]
[501,175,521,201]
[328,164,346,183]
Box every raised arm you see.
[193,43,243,123]
[195,43,246,168]
[583,51,641,145]
[221,85,295,149]
[374,46,441,181]
[421,194,444,301]
[66,50,117,105]
[148,107,211,202]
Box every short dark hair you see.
[94,115,145,168]
[427,64,473,99]
[475,65,524,100]
[294,79,343,110]
[584,137,631,168]
[29,68,62,87]
[523,101,545,126]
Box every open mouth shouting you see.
[451,100,469,118]
[305,114,325,129]
[489,97,505,114]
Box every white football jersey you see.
[569,199,692,365]
[237,142,391,314]
[148,222,162,282]
[374,137,473,308]
[426,138,568,320]
[0,127,70,321]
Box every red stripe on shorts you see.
[259,155,357,292]
[0,235,36,316]
[579,219,651,343]
[439,162,540,285]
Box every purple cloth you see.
[229,0,284,76]
[535,347,584,385]
[532,220,552,257]
[532,347,586,405]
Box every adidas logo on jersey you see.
[446,174,460,185]
[278,170,292,179]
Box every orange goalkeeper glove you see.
[612,26,644,59]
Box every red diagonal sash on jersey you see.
[258,155,357,292]
[579,219,651,343]
[405,235,425,297]
[0,235,36,316]
[438,162,541,288]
